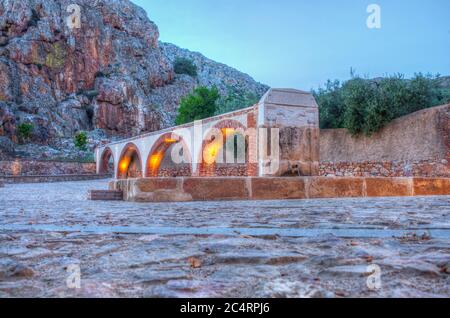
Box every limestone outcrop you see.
[0,0,268,159]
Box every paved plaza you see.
[0,180,449,297]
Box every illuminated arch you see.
[99,147,115,175]
[117,143,143,179]
[198,119,250,176]
[146,133,192,177]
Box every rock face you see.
[0,0,268,158]
[152,43,269,127]
[160,42,269,97]
[0,136,14,159]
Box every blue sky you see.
[132,0,450,90]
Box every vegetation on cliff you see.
[74,132,88,151]
[17,123,34,144]
[174,58,198,77]
[314,73,450,136]
[175,87,220,125]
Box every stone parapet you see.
[111,177,450,202]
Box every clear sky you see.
[132,0,450,90]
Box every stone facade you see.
[258,89,320,177]
[319,159,449,178]
[0,160,96,176]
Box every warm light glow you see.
[209,145,218,158]
[202,129,233,165]
[222,128,235,136]
[12,160,22,176]
[119,158,130,172]
[149,152,164,171]
[164,138,178,144]
[204,142,222,165]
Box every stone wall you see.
[320,105,450,177]
[198,164,258,177]
[154,164,258,178]
[0,160,96,176]
[155,165,192,178]
[1,174,109,184]
[319,159,449,178]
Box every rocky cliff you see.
[0,0,268,160]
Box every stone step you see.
[88,190,123,201]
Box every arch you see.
[146,133,192,177]
[211,119,247,131]
[117,143,143,179]
[198,119,251,176]
[99,147,115,175]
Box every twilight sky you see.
[132,0,450,90]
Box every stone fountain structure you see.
[95,88,450,202]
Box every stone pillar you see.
[95,147,101,175]
[257,88,320,176]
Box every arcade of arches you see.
[96,88,321,180]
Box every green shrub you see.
[74,131,88,151]
[341,78,376,135]
[174,57,198,77]
[17,122,34,142]
[175,86,219,125]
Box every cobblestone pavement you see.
[0,180,449,298]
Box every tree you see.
[174,58,198,77]
[215,86,260,115]
[74,131,88,151]
[175,86,219,125]
[314,80,345,129]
